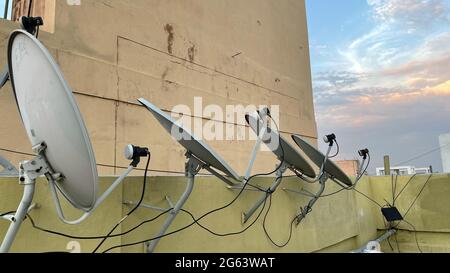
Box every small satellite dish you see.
[245,114,315,178]
[8,29,98,211]
[138,98,240,253]
[292,134,352,186]
[138,98,240,181]
[237,112,316,224]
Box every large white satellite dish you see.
[8,30,98,210]
[1,30,144,253]
[138,98,240,253]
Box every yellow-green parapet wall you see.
[1,174,448,253]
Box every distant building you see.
[440,134,450,173]
[335,160,360,177]
[376,166,432,176]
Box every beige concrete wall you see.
[2,174,448,253]
[0,0,317,177]
[0,175,375,253]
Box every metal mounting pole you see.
[0,155,18,176]
[242,162,288,224]
[0,147,53,253]
[146,155,199,253]
[50,165,134,225]
[0,180,35,253]
[295,173,328,226]
[351,229,396,253]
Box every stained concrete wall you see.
[0,0,317,177]
[1,174,449,253]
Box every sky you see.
[306,0,450,174]
[0,0,448,174]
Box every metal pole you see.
[243,121,268,184]
[50,165,134,225]
[0,154,18,176]
[0,181,35,253]
[242,163,287,223]
[351,229,396,253]
[147,167,195,253]
[384,155,391,176]
[295,175,327,225]
[0,66,9,89]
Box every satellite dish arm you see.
[296,143,333,184]
[0,155,19,176]
[0,66,9,89]
[50,144,149,225]
[242,112,269,185]
[49,165,134,225]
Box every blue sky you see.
[306,0,450,173]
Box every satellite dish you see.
[8,29,98,211]
[236,111,316,224]
[245,114,315,178]
[138,98,240,253]
[1,30,145,253]
[292,134,352,186]
[138,98,240,181]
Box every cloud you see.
[311,0,450,172]
[367,0,449,29]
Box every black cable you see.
[318,188,346,198]
[319,153,371,198]
[179,192,268,237]
[394,232,401,253]
[27,0,33,17]
[260,115,298,248]
[102,190,270,253]
[353,188,383,208]
[26,208,171,241]
[399,219,423,253]
[0,211,15,217]
[391,174,395,206]
[393,174,398,206]
[328,139,340,159]
[262,194,295,248]
[393,174,418,204]
[100,167,278,252]
[92,153,151,253]
[393,142,450,167]
[102,113,286,252]
[401,174,432,219]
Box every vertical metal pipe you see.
[0,182,35,253]
[384,155,391,176]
